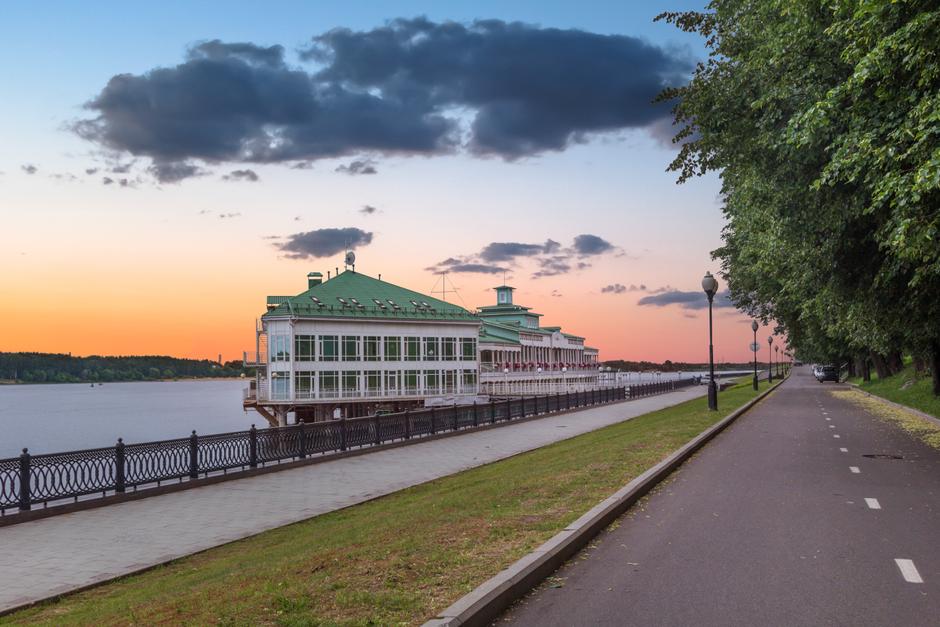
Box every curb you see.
[424,378,786,627]
[845,383,940,429]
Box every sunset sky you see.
[0,0,776,364]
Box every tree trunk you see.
[848,358,857,378]
[913,355,926,374]
[929,341,940,397]
[871,352,891,379]
[863,357,871,382]
[888,351,905,375]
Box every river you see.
[0,380,254,458]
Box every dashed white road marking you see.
[864,498,881,510]
[849,466,861,474]
[825,417,831,421]
[839,447,848,453]
[895,559,924,584]
[829,425,836,429]
[833,434,841,439]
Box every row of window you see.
[271,335,477,363]
[271,369,479,399]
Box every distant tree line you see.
[658,1,940,394]
[0,353,253,384]
[603,359,758,372]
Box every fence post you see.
[18,448,31,511]
[506,398,512,421]
[340,418,348,451]
[472,401,479,427]
[430,406,437,434]
[566,391,571,410]
[189,431,198,479]
[373,415,381,445]
[490,400,497,424]
[404,409,411,439]
[298,421,307,458]
[115,438,126,493]
[249,424,258,468]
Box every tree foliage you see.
[658,0,940,393]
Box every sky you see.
[0,1,778,364]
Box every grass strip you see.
[846,365,940,420]
[5,381,771,626]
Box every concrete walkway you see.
[0,386,705,613]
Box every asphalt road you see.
[500,367,940,626]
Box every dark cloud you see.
[601,283,646,294]
[148,161,206,183]
[425,258,506,274]
[21,164,38,175]
[291,161,313,169]
[102,176,114,185]
[572,234,613,256]
[551,289,562,297]
[637,289,736,310]
[111,161,134,174]
[480,240,560,263]
[360,205,378,215]
[219,212,241,218]
[276,227,373,259]
[85,168,99,175]
[531,256,571,279]
[74,20,692,181]
[102,176,135,187]
[222,168,259,182]
[336,160,377,175]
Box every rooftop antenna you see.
[343,238,356,272]
[430,271,468,308]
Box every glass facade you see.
[270,335,291,362]
[364,336,380,361]
[423,337,439,360]
[319,336,339,361]
[295,335,315,361]
[405,337,420,361]
[385,336,401,361]
[342,336,360,361]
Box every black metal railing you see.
[0,378,700,515]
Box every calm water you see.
[0,380,254,458]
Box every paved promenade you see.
[503,368,940,626]
[0,386,704,613]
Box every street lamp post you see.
[767,336,774,383]
[702,272,719,411]
[751,320,759,391]
[775,346,780,377]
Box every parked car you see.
[816,365,840,383]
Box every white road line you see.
[825,417,831,421]
[839,447,848,452]
[850,466,861,474]
[864,498,881,510]
[829,425,836,429]
[895,559,924,584]
[833,434,841,438]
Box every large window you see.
[460,338,476,361]
[405,337,420,361]
[424,369,440,394]
[364,336,380,361]
[384,336,401,361]
[294,371,315,399]
[404,369,420,394]
[342,336,360,361]
[443,369,457,393]
[462,369,478,390]
[270,335,290,362]
[365,370,381,394]
[319,335,339,362]
[271,373,289,399]
[295,335,315,361]
[319,371,338,398]
[342,371,360,396]
[384,370,401,395]
[442,337,457,361]
[423,337,440,361]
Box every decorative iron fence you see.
[1,377,700,515]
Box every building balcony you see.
[243,351,266,367]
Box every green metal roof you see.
[263,270,478,322]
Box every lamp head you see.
[751,320,759,332]
[701,271,719,298]
[768,335,773,345]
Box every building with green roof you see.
[244,268,481,425]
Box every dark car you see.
[817,365,840,383]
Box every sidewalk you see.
[0,386,705,613]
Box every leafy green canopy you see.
[657,0,940,366]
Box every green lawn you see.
[4,381,774,626]
[847,365,940,420]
